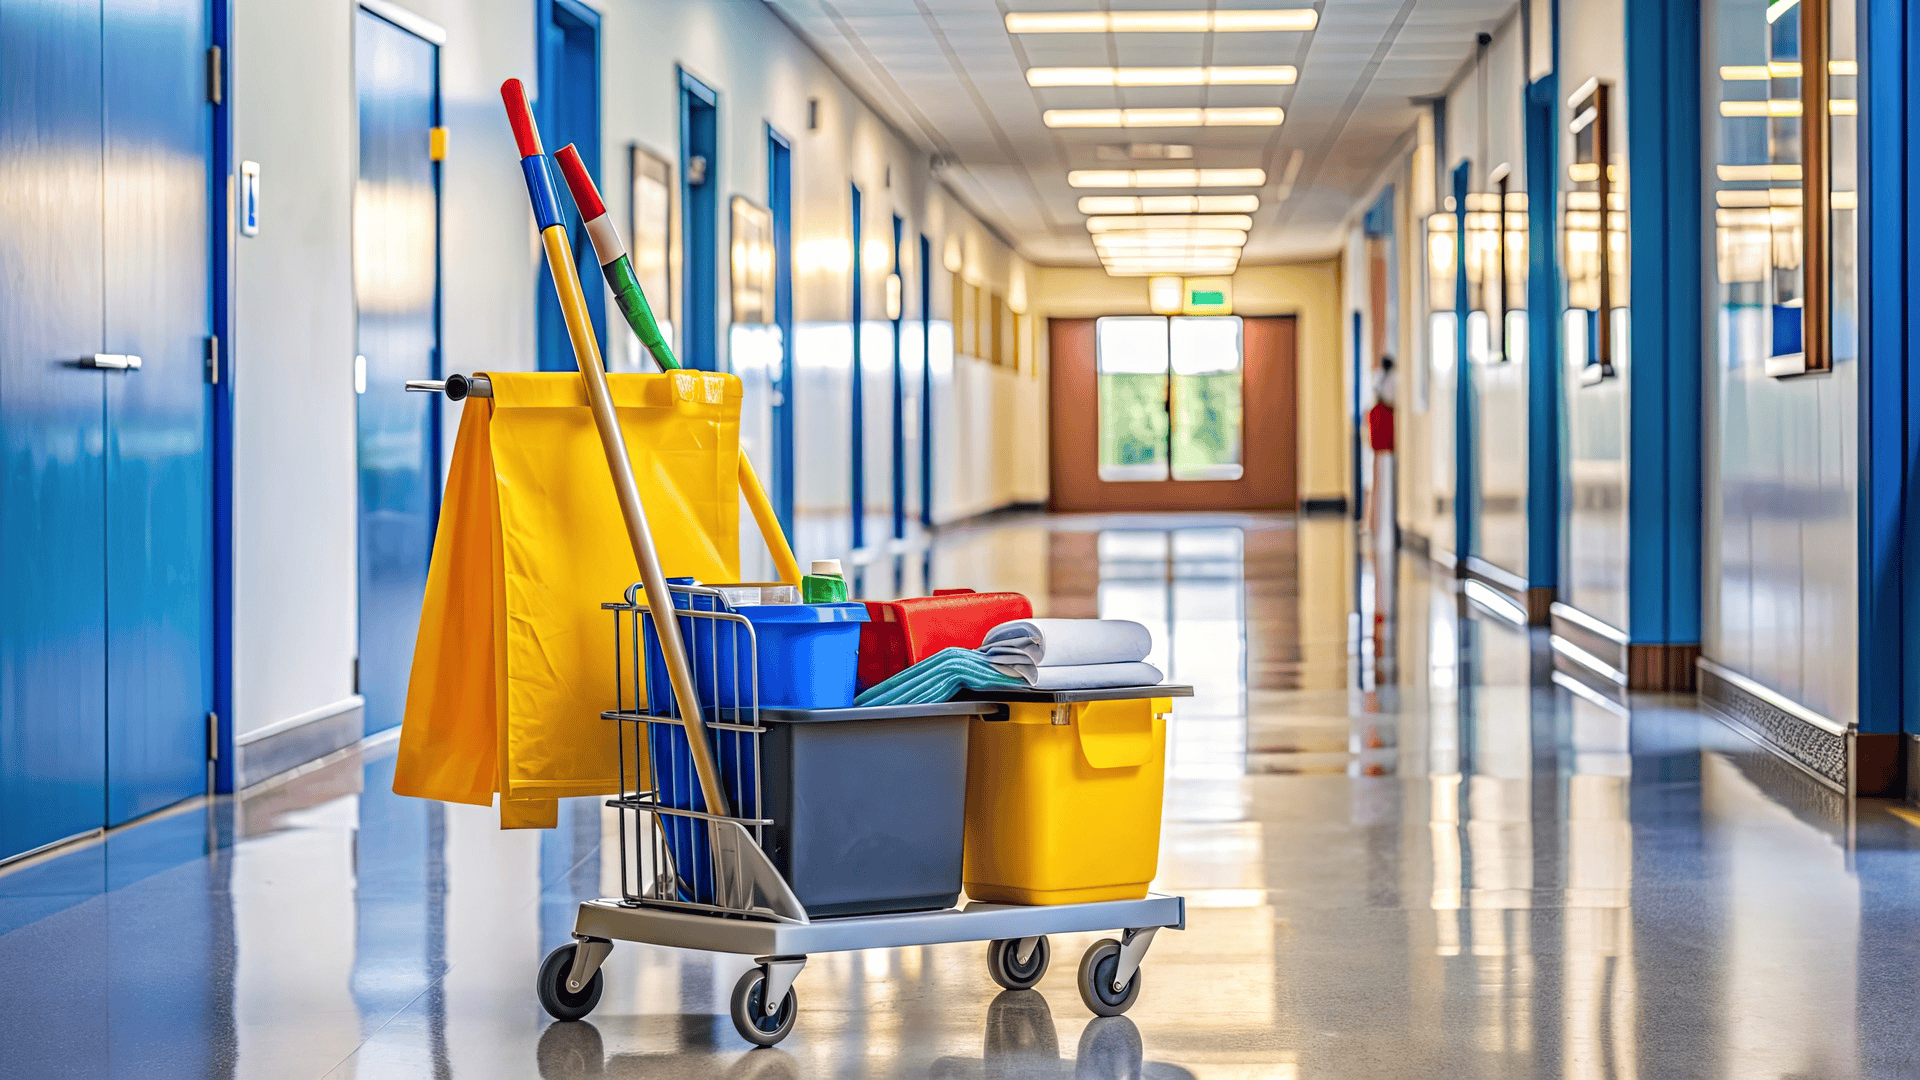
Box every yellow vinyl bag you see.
[962,697,1173,904]
[393,371,741,828]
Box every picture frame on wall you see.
[1564,76,1617,385]
[627,143,673,370]
[729,196,775,326]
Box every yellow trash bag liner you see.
[393,370,741,828]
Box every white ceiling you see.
[763,0,1519,265]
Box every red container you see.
[857,589,1033,692]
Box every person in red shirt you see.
[1365,357,1395,537]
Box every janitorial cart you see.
[412,80,1191,1049]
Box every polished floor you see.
[6,512,1920,1078]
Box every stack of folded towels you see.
[853,618,1162,707]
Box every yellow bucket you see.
[962,696,1172,905]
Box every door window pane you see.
[1169,316,1244,480]
[1098,317,1171,482]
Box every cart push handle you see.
[500,78,731,819]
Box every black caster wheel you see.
[1076,938,1142,1017]
[731,966,799,1047]
[538,943,605,1022]
[986,936,1051,991]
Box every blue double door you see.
[0,0,215,860]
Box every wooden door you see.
[1049,315,1297,512]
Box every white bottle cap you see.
[810,559,843,576]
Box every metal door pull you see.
[403,373,491,400]
[83,353,141,370]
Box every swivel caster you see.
[730,956,806,1047]
[986,936,1050,991]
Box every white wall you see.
[231,0,1044,740]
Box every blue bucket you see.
[640,591,868,902]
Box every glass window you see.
[1097,316,1172,482]
[1096,316,1245,483]
[1170,316,1244,481]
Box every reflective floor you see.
[7,512,1920,1078]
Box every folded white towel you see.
[989,660,1164,690]
[979,618,1153,668]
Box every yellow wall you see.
[1032,260,1350,505]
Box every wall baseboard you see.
[1400,530,1430,558]
[1627,643,1699,692]
[1525,587,1554,625]
[1697,658,1849,794]
[234,696,365,790]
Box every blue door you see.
[536,0,602,372]
[680,71,718,370]
[104,0,215,822]
[355,9,440,735]
[768,128,794,535]
[1,0,215,857]
[0,0,110,859]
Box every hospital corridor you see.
[4,0,1920,1076]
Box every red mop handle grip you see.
[553,145,607,221]
[500,78,542,158]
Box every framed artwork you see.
[628,143,673,366]
[1564,77,1618,384]
[730,195,775,325]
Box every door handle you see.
[83,353,142,370]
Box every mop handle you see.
[552,144,803,587]
[501,80,730,820]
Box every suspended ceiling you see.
[763,0,1520,266]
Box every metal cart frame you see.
[532,582,1189,1046]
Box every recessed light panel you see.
[1006,9,1319,33]
[1076,195,1260,214]
[1027,66,1296,87]
[1045,108,1284,129]
[1068,168,1267,189]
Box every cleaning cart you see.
[419,81,1190,1049]
[543,575,1193,1046]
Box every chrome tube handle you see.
[403,373,491,399]
[83,353,141,370]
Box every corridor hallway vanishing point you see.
[2,512,1916,1079]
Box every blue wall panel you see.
[1624,0,1702,646]
[0,0,109,860]
[1452,161,1475,561]
[1525,75,1561,593]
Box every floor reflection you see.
[2,511,1915,1077]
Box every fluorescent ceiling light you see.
[1027,65,1296,87]
[1044,107,1284,128]
[1006,9,1318,33]
[1717,163,1801,181]
[1094,230,1249,248]
[1718,99,1856,116]
[1086,213,1255,232]
[1720,60,1858,79]
[1077,194,1260,214]
[1068,168,1267,189]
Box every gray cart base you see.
[544,893,1186,1046]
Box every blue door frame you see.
[535,0,602,373]
[1350,311,1364,520]
[679,70,719,370]
[919,234,933,528]
[211,0,237,792]
[891,214,906,540]
[849,185,865,550]
[768,127,795,536]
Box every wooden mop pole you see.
[500,79,729,819]
[551,144,803,587]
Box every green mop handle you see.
[553,145,680,372]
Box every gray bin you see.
[758,702,990,917]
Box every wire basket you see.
[601,581,805,923]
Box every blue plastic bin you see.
[640,592,868,904]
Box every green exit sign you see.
[1189,290,1225,306]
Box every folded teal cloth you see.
[853,647,1025,706]
[852,646,1166,706]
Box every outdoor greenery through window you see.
[1096,316,1244,483]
